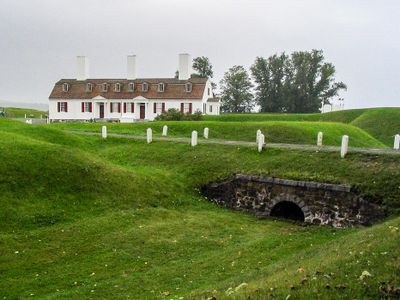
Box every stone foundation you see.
[201,174,386,228]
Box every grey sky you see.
[0,0,399,109]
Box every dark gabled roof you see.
[49,78,208,100]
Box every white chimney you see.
[77,56,89,81]
[127,55,137,80]
[178,53,191,80]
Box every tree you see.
[251,50,347,113]
[220,65,254,113]
[192,56,214,78]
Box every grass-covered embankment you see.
[0,119,399,299]
[49,120,386,148]
[204,108,400,147]
[0,107,47,118]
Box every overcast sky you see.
[0,0,399,109]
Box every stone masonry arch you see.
[201,174,386,228]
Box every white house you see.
[49,54,220,122]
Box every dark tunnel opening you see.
[270,201,305,222]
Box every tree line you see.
[189,50,347,113]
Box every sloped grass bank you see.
[49,120,386,148]
[0,120,399,299]
[204,108,400,147]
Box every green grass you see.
[49,120,386,148]
[0,107,47,119]
[204,108,400,147]
[0,119,399,299]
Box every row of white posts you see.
[101,125,209,147]
[100,125,400,157]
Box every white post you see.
[258,134,265,153]
[256,129,262,143]
[394,134,400,150]
[46,117,50,124]
[40,114,43,119]
[24,114,27,119]
[191,130,198,147]
[147,128,152,143]
[204,127,209,139]
[341,135,349,158]
[317,132,323,147]
[162,125,168,136]
[101,126,107,139]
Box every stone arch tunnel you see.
[201,174,386,228]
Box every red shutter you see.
[162,103,165,112]
[154,103,157,113]
[180,103,184,112]
[118,103,121,113]
[189,103,192,114]
[65,102,68,112]
[89,103,92,113]
[110,103,113,113]
[131,103,134,113]
[124,103,127,113]
[81,102,84,112]
[57,102,60,112]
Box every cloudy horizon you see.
[0,0,399,109]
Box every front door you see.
[140,104,145,119]
[99,104,104,118]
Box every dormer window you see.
[142,82,148,92]
[157,83,165,92]
[62,83,69,92]
[85,83,93,92]
[127,82,135,92]
[114,83,121,92]
[185,82,192,93]
[101,83,108,92]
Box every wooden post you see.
[258,133,265,153]
[102,126,107,139]
[317,132,323,146]
[204,127,209,139]
[394,134,400,150]
[162,125,168,136]
[147,128,152,143]
[341,135,349,158]
[191,130,198,147]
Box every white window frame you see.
[157,83,165,92]
[85,83,93,92]
[156,103,163,113]
[125,102,132,113]
[127,82,135,92]
[183,103,190,113]
[83,102,91,112]
[114,83,121,92]
[60,102,67,112]
[101,83,108,92]
[142,82,148,92]
[62,83,69,92]
[111,103,119,113]
[185,82,192,92]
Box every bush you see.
[155,109,203,121]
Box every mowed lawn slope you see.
[204,108,400,147]
[0,107,47,118]
[0,119,399,299]
[49,120,386,148]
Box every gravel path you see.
[65,130,400,155]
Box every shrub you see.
[155,109,203,121]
